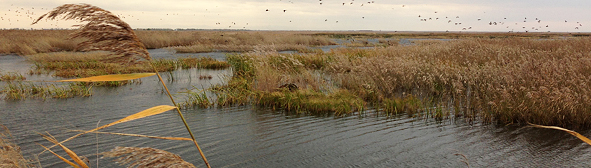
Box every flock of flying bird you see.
[0,2,586,32]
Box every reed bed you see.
[184,37,591,128]
[327,37,591,127]
[0,30,80,55]
[0,29,336,55]
[1,82,92,100]
[6,29,588,56]
[26,52,229,78]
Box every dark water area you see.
[1,49,591,167]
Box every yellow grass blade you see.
[36,143,80,168]
[39,105,177,155]
[38,133,89,168]
[529,123,591,145]
[71,130,193,141]
[90,105,178,132]
[58,73,156,82]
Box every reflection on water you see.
[1,49,590,167]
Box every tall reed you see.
[32,3,210,167]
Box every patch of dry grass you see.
[328,37,591,127]
[101,146,195,168]
[195,37,591,127]
[0,30,80,55]
[0,124,38,168]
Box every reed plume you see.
[101,147,195,168]
[33,4,210,167]
[32,4,150,64]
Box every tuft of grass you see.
[255,89,365,116]
[180,89,213,109]
[0,72,26,81]
[1,82,92,100]
[382,95,422,116]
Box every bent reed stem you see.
[149,62,210,168]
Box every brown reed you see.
[327,37,591,128]
[101,146,195,168]
[33,4,150,64]
[31,3,210,167]
[203,37,591,128]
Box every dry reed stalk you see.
[529,123,591,145]
[70,130,193,141]
[37,132,89,168]
[33,4,210,167]
[101,146,195,168]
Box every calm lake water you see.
[1,49,590,167]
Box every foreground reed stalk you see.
[32,3,210,167]
[149,63,210,168]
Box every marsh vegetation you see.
[2,4,591,167]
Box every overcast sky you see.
[1,0,590,32]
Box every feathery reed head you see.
[32,4,151,64]
[101,146,195,168]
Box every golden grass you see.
[529,123,591,145]
[0,30,80,55]
[37,133,89,168]
[0,29,336,55]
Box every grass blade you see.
[529,123,591,145]
[57,73,156,82]
[38,133,89,168]
[36,143,80,168]
[40,105,176,155]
